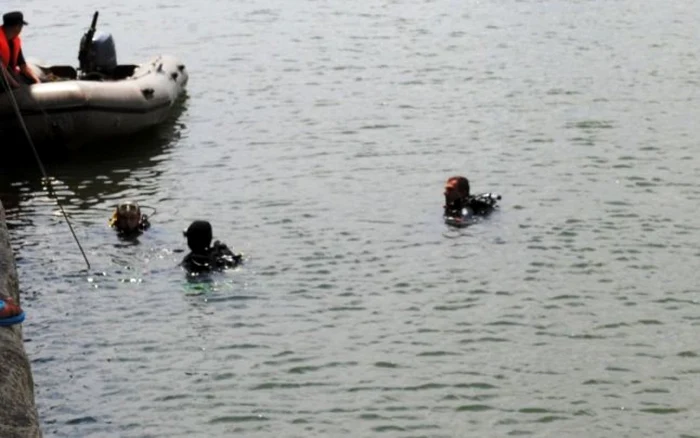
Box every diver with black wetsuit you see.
[180,220,242,273]
[443,176,501,224]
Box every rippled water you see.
[2,0,700,436]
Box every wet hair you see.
[445,176,470,198]
[184,220,213,253]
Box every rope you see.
[1,63,91,270]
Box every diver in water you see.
[180,220,242,273]
[443,176,501,225]
[109,201,151,236]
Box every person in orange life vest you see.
[0,11,41,89]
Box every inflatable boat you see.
[0,11,188,152]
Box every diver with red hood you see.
[443,176,501,226]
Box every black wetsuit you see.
[444,193,501,218]
[181,241,242,273]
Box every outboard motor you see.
[87,32,118,74]
[77,11,118,78]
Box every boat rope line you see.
[0,64,92,271]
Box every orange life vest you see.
[0,26,22,74]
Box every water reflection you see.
[0,97,188,217]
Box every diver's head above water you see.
[443,175,501,224]
[180,220,242,273]
[444,176,470,209]
[110,201,145,234]
[184,220,213,253]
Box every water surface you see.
[2,0,700,437]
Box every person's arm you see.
[0,63,21,88]
[17,49,41,84]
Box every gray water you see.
[2,0,700,436]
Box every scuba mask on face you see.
[109,202,141,230]
[444,187,464,206]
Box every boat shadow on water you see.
[0,93,189,212]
